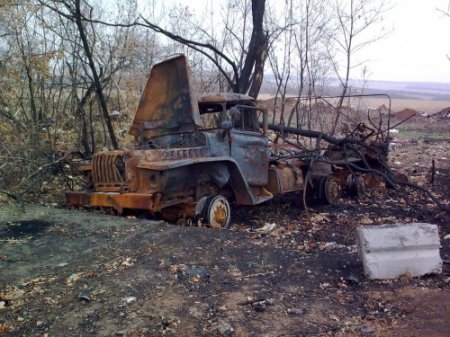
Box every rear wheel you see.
[354,175,367,197]
[206,195,231,229]
[346,174,367,198]
[322,177,340,205]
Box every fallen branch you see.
[241,271,275,279]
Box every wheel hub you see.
[324,178,340,205]
[207,195,231,229]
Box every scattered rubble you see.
[436,107,450,120]
[77,289,91,303]
[122,296,137,304]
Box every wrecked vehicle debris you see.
[66,54,393,227]
[78,288,91,303]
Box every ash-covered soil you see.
[0,142,449,337]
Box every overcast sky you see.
[360,0,450,83]
[140,0,450,84]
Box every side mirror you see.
[220,120,233,131]
[228,106,241,121]
[220,106,241,132]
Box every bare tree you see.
[437,2,450,61]
[267,0,331,131]
[41,0,119,149]
[115,0,270,97]
[290,0,331,131]
[267,0,294,125]
[328,0,389,135]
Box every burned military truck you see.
[66,54,389,228]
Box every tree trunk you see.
[74,0,118,149]
[248,32,269,98]
[238,0,267,96]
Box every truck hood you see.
[129,54,202,138]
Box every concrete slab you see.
[357,223,443,279]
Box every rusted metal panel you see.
[267,166,304,194]
[66,192,155,214]
[129,54,202,139]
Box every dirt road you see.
[0,196,449,337]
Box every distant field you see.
[258,94,450,114]
[396,129,450,139]
[362,97,450,114]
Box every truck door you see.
[230,107,268,186]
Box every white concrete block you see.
[357,223,442,279]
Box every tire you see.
[346,174,367,198]
[354,175,367,198]
[205,195,231,229]
[323,177,340,205]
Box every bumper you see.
[66,192,155,213]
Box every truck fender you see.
[137,156,255,205]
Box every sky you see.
[138,0,450,84]
[359,0,450,83]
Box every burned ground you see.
[0,142,449,337]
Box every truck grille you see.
[92,152,128,192]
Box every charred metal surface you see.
[267,164,304,194]
[66,54,391,226]
[129,55,202,139]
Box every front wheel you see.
[206,195,231,229]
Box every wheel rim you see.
[324,178,340,204]
[207,195,230,229]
